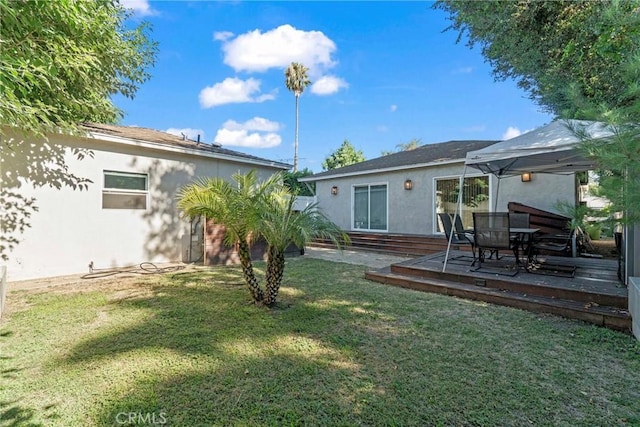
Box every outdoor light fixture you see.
[521,172,532,182]
[404,179,413,190]
[331,186,338,195]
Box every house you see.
[4,123,290,282]
[300,139,579,236]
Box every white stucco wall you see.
[5,133,283,282]
[313,162,576,235]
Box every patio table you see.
[510,227,540,269]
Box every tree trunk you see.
[264,245,285,306]
[293,94,299,172]
[237,239,263,302]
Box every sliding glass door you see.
[353,184,387,231]
[435,176,489,233]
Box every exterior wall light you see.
[521,172,532,183]
[404,179,413,190]
[331,185,338,195]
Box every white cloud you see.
[389,104,398,112]
[502,126,522,140]
[310,75,348,95]
[199,77,275,108]
[220,24,337,75]
[214,117,282,148]
[452,66,473,74]
[119,0,157,16]
[214,31,234,42]
[165,127,205,140]
[224,117,281,132]
[376,125,389,133]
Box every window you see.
[102,171,148,209]
[353,184,387,231]
[435,176,489,233]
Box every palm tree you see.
[178,171,348,307]
[258,180,349,306]
[177,170,280,303]
[285,62,311,172]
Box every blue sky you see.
[116,1,554,172]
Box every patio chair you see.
[438,213,476,266]
[453,214,474,236]
[472,212,518,275]
[532,230,575,257]
[528,231,577,277]
[509,213,530,228]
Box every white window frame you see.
[102,170,149,210]
[351,181,389,232]
[432,173,492,234]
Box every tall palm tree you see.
[285,62,311,172]
[177,170,281,303]
[258,181,349,306]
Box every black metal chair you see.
[532,230,575,257]
[472,212,519,275]
[509,213,530,228]
[528,230,577,277]
[439,213,476,266]
[454,214,474,236]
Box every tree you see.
[435,1,638,116]
[1,0,157,136]
[284,62,311,172]
[381,138,422,156]
[0,0,157,260]
[283,168,315,196]
[178,171,275,302]
[436,0,640,223]
[322,139,366,171]
[258,185,349,306]
[178,171,348,307]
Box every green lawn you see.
[1,258,638,426]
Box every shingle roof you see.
[303,140,500,181]
[81,122,291,169]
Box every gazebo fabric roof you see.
[464,120,613,176]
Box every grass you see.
[1,258,639,426]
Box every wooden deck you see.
[365,251,630,332]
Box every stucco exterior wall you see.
[5,133,283,282]
[491,173,576,214]
[313,162,576,236]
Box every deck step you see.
[366,267,631,331]
[312,232,460,256]
[389,258,627,309]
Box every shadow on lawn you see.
[60,265,404,364]
[92,351,367,425]
[0,400,43,427]
[54,264,422,425]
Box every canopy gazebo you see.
[442,119,635,285]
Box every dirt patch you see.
[7,263,195,294]
[587,239,618,259]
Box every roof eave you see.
[299,158,465,182]
[88,131,291,170]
